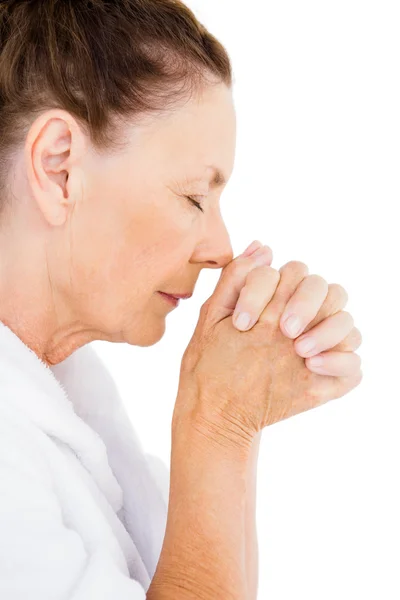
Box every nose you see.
[194,206,234,269]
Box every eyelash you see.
[186,195,204,213]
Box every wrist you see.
[154,410,249,600]
[172,408,254,464]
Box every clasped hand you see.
[232,241,362,380]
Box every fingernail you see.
[283,314,302,337]
[234,312,252,331]
[241,240,263,257]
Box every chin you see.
[123,318,166,347]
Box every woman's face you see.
[2,82,237,360]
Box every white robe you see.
[0,321,170,599]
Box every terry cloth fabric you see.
[0,321,170,599]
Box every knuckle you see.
[307,273,329,289]
[247,264,280,280]
[270,267,281,283]
[328,283,349,307]
[319,284,349,317]
[353,327,363,346]
[340,310,355,329]
[201,297,211,310]
[232,258,254,277]
[348,369,363,393]
[336,326,361,352]
[200,298,212,317]
[279,260,309,277]
[230,259,243,275]
[242,268,281,310]
[257,310,276,329]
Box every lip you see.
[161,292,193,299]
[157,292,181,307]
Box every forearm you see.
[245,430,261,600]
[147,416,251,600]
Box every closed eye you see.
[186,195,204,213]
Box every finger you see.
[305,350,362,377]
[204,244,273,328]
[331,326,363,353]
[232,265,281,331]
[279,274,329,338]
[301,283,349,335]
[294,311,354,357]
[312,369,364,407]
[239,240,263,258]
[259,261,309,325]
[298,325,362,357]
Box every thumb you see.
[204,243,273,327]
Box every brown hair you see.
[0,0,233,218]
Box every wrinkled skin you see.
[174,252,363,450]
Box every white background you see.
[93,1,399,598]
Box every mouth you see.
[157,291,181,307]
[160,292,193,299]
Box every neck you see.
[0,232,105,366]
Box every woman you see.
[0,1,363,599]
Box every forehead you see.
[151,85,237,182]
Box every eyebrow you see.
[187,166,227,189]
[207,166,227,189]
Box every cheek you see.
[120,207,192,280]
[98,226,180,297]
[73,181,193,296]
[147,225,193,276]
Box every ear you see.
[25,109,87,226]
